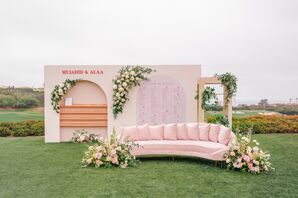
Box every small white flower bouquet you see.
[72,129,100,143]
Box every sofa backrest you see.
[121,123,236,146]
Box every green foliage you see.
[195,86,217,110]
[0,87,43,109]
[207,114,229,127]
[0,126,12,137]
[217,72,237,104]
[51,79,79,113]
[0,120,44,137]
[207,115,298,133]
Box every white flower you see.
[113,84,118,90]
[130,77,134,81]
[121,98,126,102]
[252,146,259,152]
[122,82,128,87]
[130,71,135,75]
[116,93,120,97]
[125,75,129,79]
[118,87,124,92]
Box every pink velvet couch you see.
[121,123,237,161]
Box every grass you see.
[0,108,44,122]
[0,134,298,197]
[206,110,279,118]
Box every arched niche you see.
[59,80,108,141]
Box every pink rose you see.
[248,163,253,170]
[112,156,119,164]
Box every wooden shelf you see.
[60,104,107,127]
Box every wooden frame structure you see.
[197,77,232,127]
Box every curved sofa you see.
[121,123,237,161]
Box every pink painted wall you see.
[44,65,201,142]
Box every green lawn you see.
[0,109,44,122]
[0,134,298,197]
[206,110,279,118]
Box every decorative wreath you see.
[51,79,80,113]
[112,65,155,118]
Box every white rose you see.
[130,77,134,81]
[121,74,125,77]
[116,93,120,97]
[125,75,129,79]
[117,80,121,83]
[121,98,126,102]
[113,84,118,90]
[122,82,127,87]
[130,71,135,75]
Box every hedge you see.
[0,120,44,137]
[208,115,298,133]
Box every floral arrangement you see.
[72,129,100,143]
[82,129,139,168]
[51,79,79,113]
[112,65,154,118]
[225,132,274,174]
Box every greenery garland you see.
[112,66,155,118]
[217,72,238,104]
[195,86,217,110]
[51,79,79,113]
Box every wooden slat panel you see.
[59,104,108,127]
[60,108,107,114]
[60,114,107,120]
[60,121,108,127]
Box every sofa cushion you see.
[199,124,210,141]
[122,126,139,141]
[134,140,227,154]
[218,126,231,145]
[138,124,151,141]
[164,123,177,140]
[149,125,164,140]
[186,123,199,140]
[177,123,188,140]
[209,124,221,142]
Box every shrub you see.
[0,127,12,137]
[208,115,298,133]
[0,120,44,137]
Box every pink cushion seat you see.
[199,124,210,141]
[149,125,164,140]
[218,126,232,145]
[164,123,177,140]
[138,124,151,141]
[186,123,199,140]
[209,124,221,142]
[177,123,188,140]
[122,126,139,141]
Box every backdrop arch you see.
[59,80,108,141]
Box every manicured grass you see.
[0,108,44,122]
[206,110,279,118]
[0,134,298,197]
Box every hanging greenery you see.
[195,86,217,110]
[112,65,155,119]
[217,72,238,104]
[51,79,80,113]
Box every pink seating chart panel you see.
[137,75,186,125]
